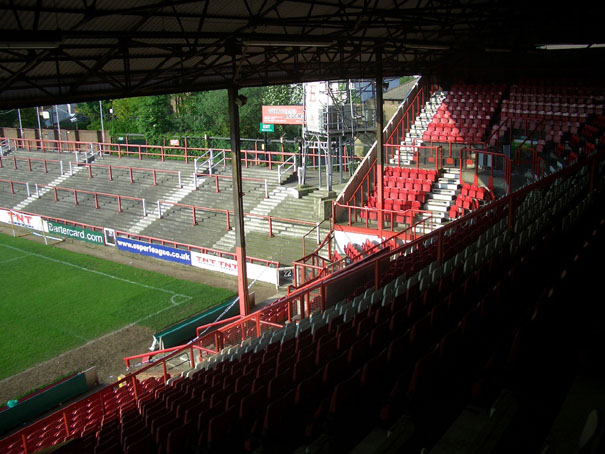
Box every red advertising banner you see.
[262,105,304,125]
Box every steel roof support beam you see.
[228,84,249,316]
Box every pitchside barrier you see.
[0,208,282,285]
[0,369,97,437]
[149,297,241,351]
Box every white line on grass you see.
[0,296,196,386]
[0,243,192,300]
[0,242,199,386]
[0,255,29,264]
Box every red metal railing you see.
[32,184,147,216]
[292,215,420,288]
[334,197,434,233]
[0,154,185,187]
[4,136,330,170]
[384,143,443,171]
[0,155,63,174]
[2,146,602,454]
[156,200,317,236]
[79,162,183,187]
[458,148,511,194]
[384,81,433,147]
[301,219,331,258]
[194,172,269,197]
[0,178,30,195]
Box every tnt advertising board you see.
[0,209,46,231]
[46,221,105,245]
[261,105,304,125]
[116,237,191,265]
[190,251,279,285]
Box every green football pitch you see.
[0,233,234,380]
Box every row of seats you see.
[448,196,480,219]
[436,105,495,115]
[377,189,426,203]
[423,130,484,143]
[501,109,589,123]
[502,100,601,114]
[384,166,438,180]
[447,183,493,220]
[510,81,604,100]
[384,177,433,192]
[446,84,505,97]
[441,97,499,106]
[460,182,492,200]
[429,116,491,128]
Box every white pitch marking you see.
[0,254,29,264]
[0,243,191,300]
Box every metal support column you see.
[228,86,249,316]
[338,135,343,184]
[327,132,333,192]
[376,51,385,231]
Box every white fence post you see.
[69,161,73,175]
[157,201,162,218]
[316,222,320,244]
[178,171,182,188]
[35,183,40,198]
[26,182,30,197]
[264,179,268,198]
[60,161,64,175]
[142,199,147,217]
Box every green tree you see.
[0,107,39,129]
[135,95,173,142]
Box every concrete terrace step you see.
[435,182,460,190]
[11,165,86,211]
[425,200,450,212]
[427,192,455,201]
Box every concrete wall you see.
[1,127,108,143]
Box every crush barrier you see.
[31,184,147,217]
[3,136,362,171]
[156,200,317,236]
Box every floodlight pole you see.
[36,107,42,142]
[55,105,62,150]
[376,50,385,232]
[17,108,23,139]
[228,85,250,316]
[99,101,105,144]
